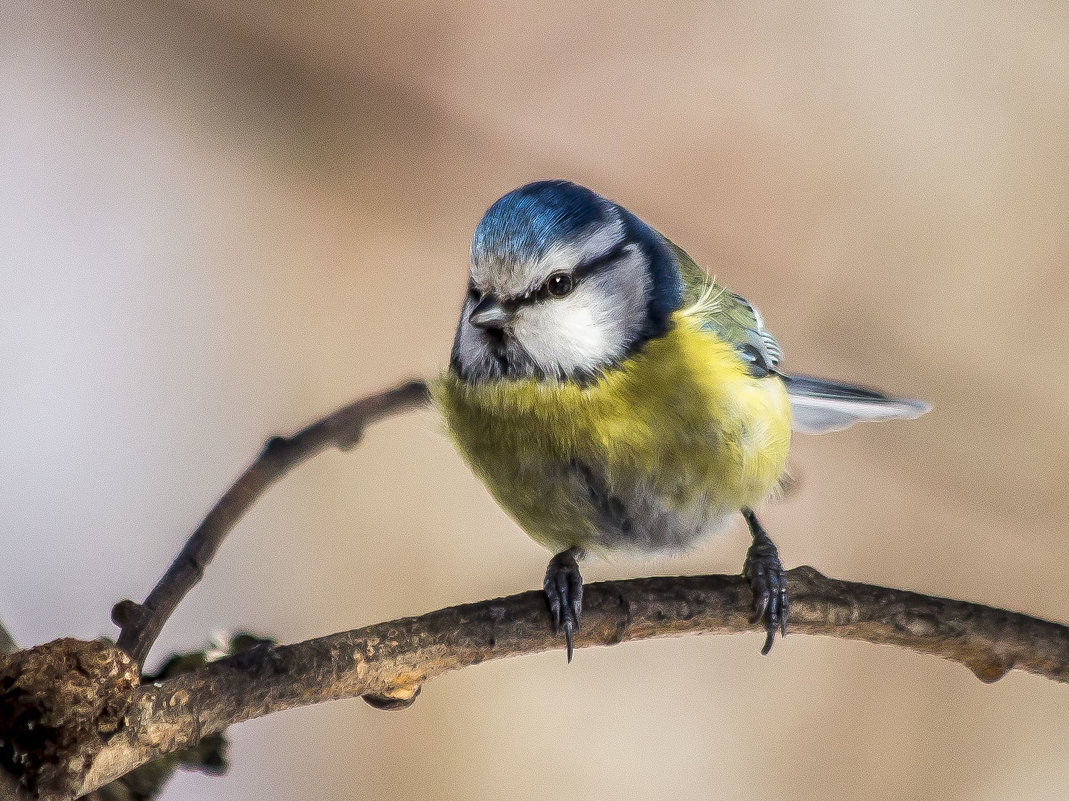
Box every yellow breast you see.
[435,312,792,554]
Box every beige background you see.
[3,2,1068,799]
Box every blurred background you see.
[2,2,1068,799]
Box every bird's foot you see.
[544,547,584,662]
[741,509,789,655]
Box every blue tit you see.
[434,180,930,660]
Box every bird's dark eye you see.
[545,272,574,298]
[468,285,482,302]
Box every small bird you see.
[434,180,929,660]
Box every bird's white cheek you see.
[515,297,621,375]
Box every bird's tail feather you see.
[781,374,931,434]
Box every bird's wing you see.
[778,375,931,434]
[663,238,782,377]
[663,237,931,433]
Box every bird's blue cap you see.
[471,180,612,264]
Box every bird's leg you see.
[544,547,584,662]
[741,508,789,655]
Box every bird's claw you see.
[742,523,789,655]
[544,548,584,662]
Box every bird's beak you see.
[468,295,515,330]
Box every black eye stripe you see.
[514,239,633,305]
[572,239,632,280]
[483,239,634,309]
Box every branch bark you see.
[1,567,1062,800]
[111,380,430,668]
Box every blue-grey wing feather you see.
[781,375,931,434]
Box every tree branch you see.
[3,376,1067,800]
[22,566,1063,799]
[111,380,430,668]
